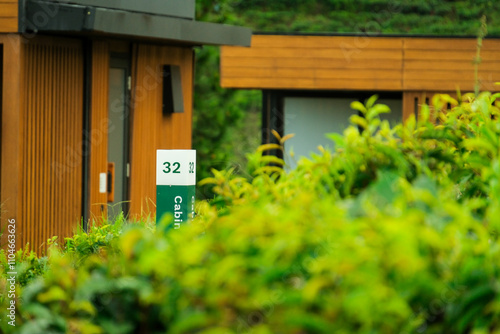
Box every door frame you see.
[109,53,132,216]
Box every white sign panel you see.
[99,173,107,194]
[156,150,196,186]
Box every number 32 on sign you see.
[156,150,196,229]
[162,161,195,174]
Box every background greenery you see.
[193,0,500,197]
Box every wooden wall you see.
[402,91,433,121]
[129,44,193,218]
[1,35,83,252]
[222,35,403,91]
[0,1,18,33]
[88,40,109,220]
[22,36,83,252]
[403,38,500,92]
[221,35,500,93]
[402,90,461,121]
[0,34,22,249]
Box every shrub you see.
[63,213,128,261]
[1,92,500,333]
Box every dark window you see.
[162,65,184,115]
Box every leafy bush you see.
[1,93,500,333]
[0,248,48,287]
[63,213,128,261]
[0,214,139,287]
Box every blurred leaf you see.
[257,144,283,152]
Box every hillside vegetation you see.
[216,0,500,35]
[193,0,500,193]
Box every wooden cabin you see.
[220,33,500,168]
[0,0,251,251]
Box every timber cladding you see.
[128,44,193,218]
[221,35,500,92]
[1,35,84,253]
[22,36,84,252]
[88,40,109,220]
[0,0,17,33]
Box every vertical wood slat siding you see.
[402,92,416,121]
[20,37,83,252]
[0,1,18,32]
[88,40,109,220]
[403,91,459,121]
[0,34,22,249]
[129,44,193,218]
[403,91,430,121]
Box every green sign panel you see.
[156,150,196,229]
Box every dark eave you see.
[22,0,252,47]
[48,0,195,20]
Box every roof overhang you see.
[220,34,500,92]
[22,0,252,47]
[42,0,196,20]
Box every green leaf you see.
[280,133,295,144]
[419,128,461,144]
[419,104,430,123]
[254,166,284,175]
[462,138,496,156]
[350,114,368,129]
[37,286,68,303]
[479,126,498,151]
[326,132,346,149]
[257,144,283,152]
[366,104,391,121]
[259,155,285,166]
[198,177,218,186]
[365,94,379,109]
[350,101,367,114]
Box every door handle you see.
[107,162,115,203]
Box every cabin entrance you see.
[107,55,131,221]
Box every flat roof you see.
[23,0,252,47]
[254,31,500,39]
[46,0,195,20]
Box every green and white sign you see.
[156,150,196,229]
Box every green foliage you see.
[193,1,262,197]
[193,1,500,202]
[226,0,500,35]
[63,213,127,261]
[0,248,47,287]
[193,44,261,195]
[2,92,500,333]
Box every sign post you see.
[156,150,196,229]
